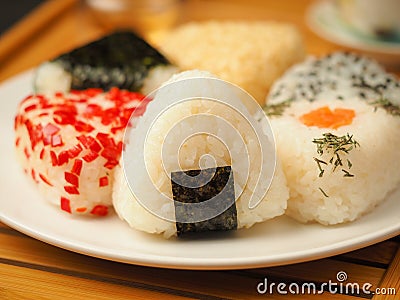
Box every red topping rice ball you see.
[14,88,149,216]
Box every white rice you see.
[269,98,400,224]
[160,21,305,104]
[113,70,289,238]
[34,62,178,95]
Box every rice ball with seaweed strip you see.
[34,31,178,95]
[113,70,289,238]
[265,96,400,224]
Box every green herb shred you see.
[370,98,400,116]
[319,187,329,198]
[263,99,293,116]
[312,133,360,178]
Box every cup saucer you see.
[306,0,400,67]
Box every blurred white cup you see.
[85,0,180,43]
[336,0,400,39]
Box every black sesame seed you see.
[359,92,366,98]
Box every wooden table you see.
[0,0,399,299]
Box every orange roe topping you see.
[300,106,355,129]
[76,207,87,213]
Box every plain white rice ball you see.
[160,21,305,104]
[113,70,289,238]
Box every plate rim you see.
[1,210,400,270]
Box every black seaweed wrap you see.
[53,31,171,91]
[171,166,237,236]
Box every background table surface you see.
[0,0,399,299]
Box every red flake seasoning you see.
[65,172,79,187]
[90,205,108,216]
[14,115,21,130]
[31,169,37,182]
[89,140,102,153]
[50,151,58,166]
[77,98,88,103]
[25,120,43,150]
[43,123,61,146]
[24,147,30,159]
[132,97,152,117]
[101,108,119,126]
[110,126,125,134]
[20,95,35,105]
[104,160,119,170]
[84,104,103,118]
[106,87,122,101]
[38,112,49,117]
[40,101,53,109]
[71,88,103,97]
[60,197,71,213]
[64,185,79,195]
[55,92,63,97]
[51,134,63,147]
[43,123,60,137]
[36,94,48,103]
[82,151,99,162]
[53,106,77,125]
[99,176,108,187]
[24,104,37,113]
[107,87,144,103]
[77,135,101,152]
[15,137,21,147]
[101,144,119,160]
[58,151,70,166]
[96,132,115,148]
[71,159,83,175]
[120,107,135,126]
[39,148,45,160]
[74,121,94,133]
[39,173,53,186]
[67,144,83,158]
[117,141,123,153]
[43,135,51,146]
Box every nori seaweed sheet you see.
[171,166,237,236]
[53,31,171,91]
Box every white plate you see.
[306,0,400,67]
[1,70,399,270]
